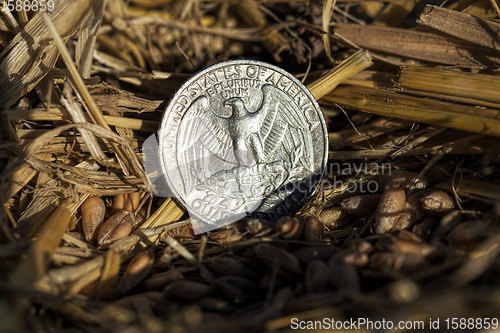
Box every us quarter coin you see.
[158,60,328,233]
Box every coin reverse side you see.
[159,60,328,233]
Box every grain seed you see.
[375,187,406,234]
[81,195,105,243]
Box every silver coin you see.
[159,60,328,233]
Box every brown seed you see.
[376,231,424,251]
[162,223,196,242]
[346,238,373,253]
[97,210,134,248]
[163,280,214,301]
[412,217,438,240]
[132,208,147,229]
[118,250,154,295]
[421,190,455,216]
[208,228,243,245]
[328,259,360,293]
[112,193,126,212]
[233,218,272,235]
[255,244,303,275]
[375,233,397,251]
[215,275,257,301]
[127,192,141,211]
[386,238,435,257]
[447,220,490,251]
[143,270,184,291]
[269,287,294,310]
[448,234,500,287]
[78,279,98,297]
[332,249,369,268]
[275,216,302,239]
[379,169,429,190]
[396,191,427,230]
[492,203,500,224]
[430,210,462,241]
[124,198,133,211]
[304,260,329,293]
[345,251,369,268]
[303,216,324,242]
[375,187,406,234]
[199,297,233,313]
[319,206,349,230]
[243,218,265,235]
[430,240,462,261]
[397,230,425,243]
[81,195,105,243]
[258,274,271,291]
[114,193,142,211]
[340,194,381,218]
[293,245,338,265]
[369,252,429,273]
[113,292,170,312]
[205,256,258,280]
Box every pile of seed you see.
[61,168,499,331]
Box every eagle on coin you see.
[176,84,316,199]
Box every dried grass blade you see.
[132,16,263,42]
[436,179,500,202]
[491,0,500,17]
[307,50,373,100]
[39,255,103,294]
[234,0,290,61]
[76,1,106,78]
[333,23,500,69]
[329,118,410,149]
[399,66,500,104]
[0,0,98,108]
[41,13,144,179]
[0,6,20,33]
[19,124,148,195]
[322,0,336,62]
[448,0,498,19]
[17,8,28,28]
[68,266,101,295]
[96,249,121,299]
[3,107,159,132]
[9,198,75,288]
[0,153,51,205]
[373,0,419,26]
[0,8,10,31]
[323,85,500,137]
[163,235,197,265]
[450,234,500,286]
[39,219,188,292]
[418,5,500,51]
[60,86,108,163]
[17,161,99,237]
[139,198,185,230]
[391,127,446,158]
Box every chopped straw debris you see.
[1,0,500,331]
